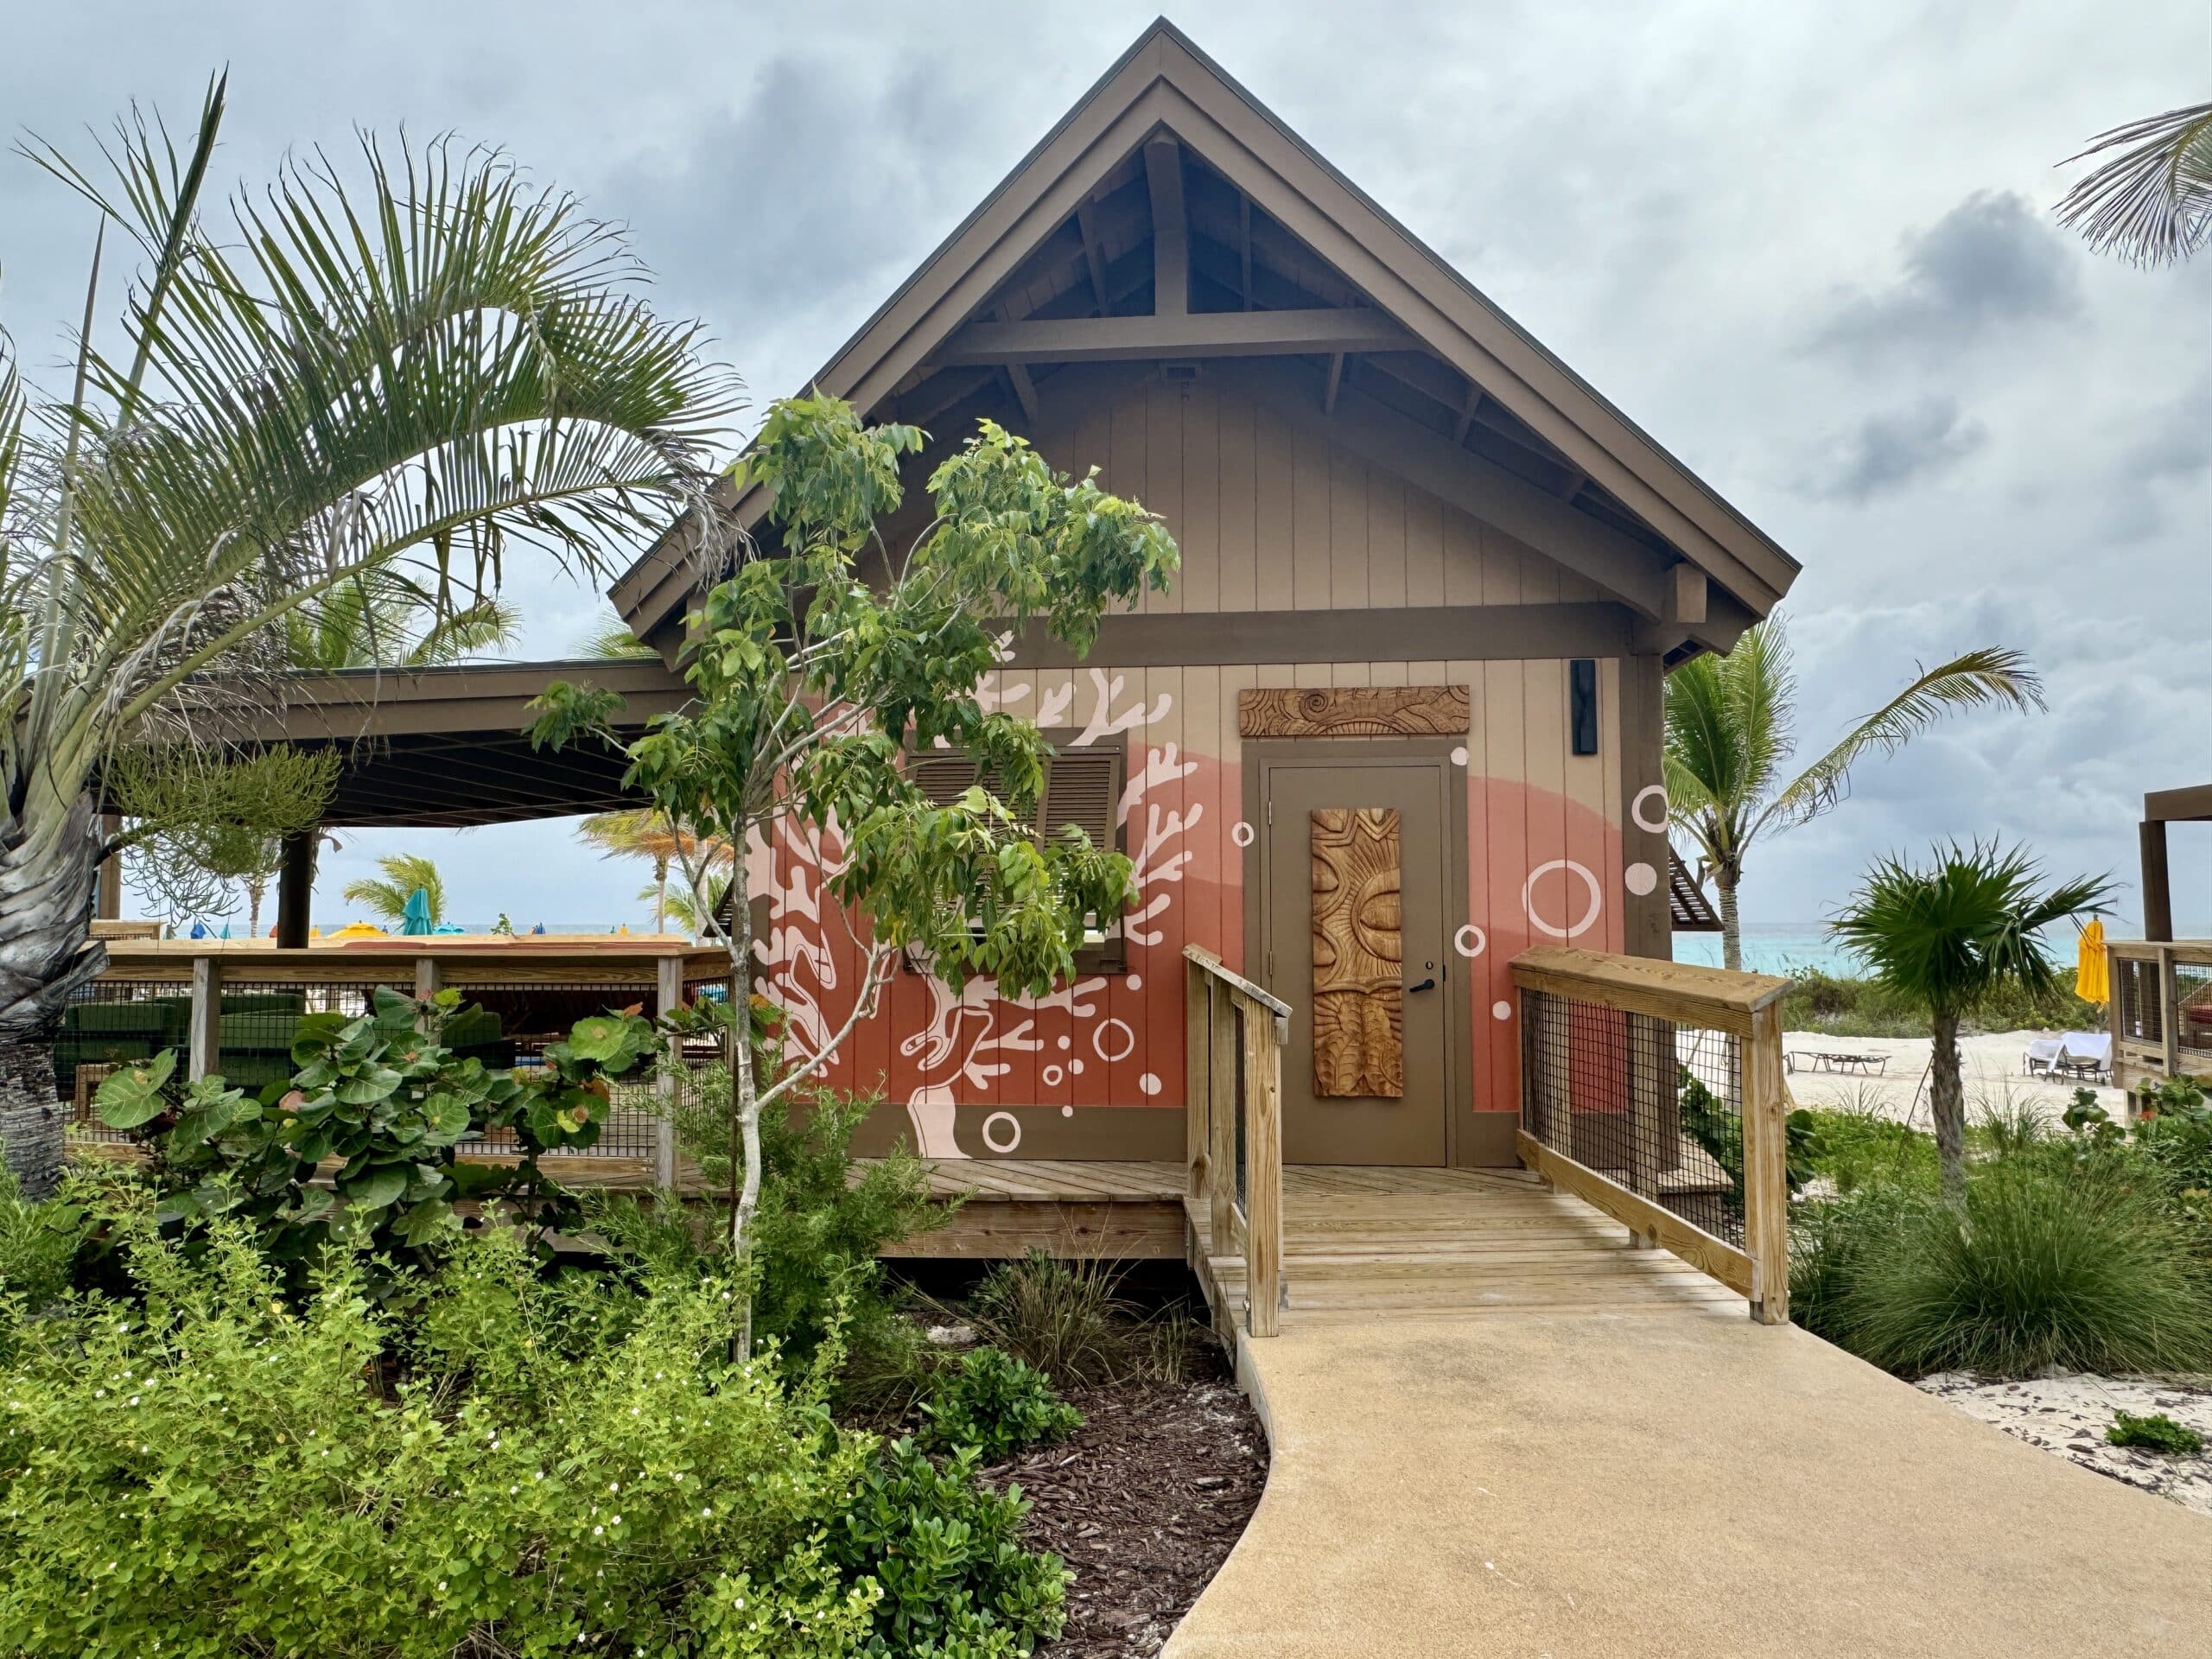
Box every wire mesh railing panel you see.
[2177,962,2212,1059]
[1521,987,1748,1249]
[445,980,660,1160]
[2114,957,2163,1047]
[59,979,191,1143]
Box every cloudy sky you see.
[5,0,2207,934]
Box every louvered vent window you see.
[906,729,1128,972]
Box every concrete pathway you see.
[1166,1310,2212,1657]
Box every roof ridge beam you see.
[930,307,1414,365]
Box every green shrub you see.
[1796,1105,1939,1195]
[1813,1161,2212,1378]
[0,1167,86,1317]
[93,987,659,1294]
[1789,1184,1925,1342]
[2107,1411,2206,1455]
[968,1250,1136,1388]
[0,1217,1067,1658]
[921,1345,1084,1461]
[828,1437,1066,1656]
[1780,969,2097,1039]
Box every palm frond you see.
[2056,99,2212,266]
[1764,647,2043,832]
[580,604,655,658]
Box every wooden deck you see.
[886,1157,1744,1324]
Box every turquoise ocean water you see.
[1672,925,1855,976]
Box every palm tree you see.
[283,571,520,671]
[0,80,735,1191]
[651,869,731,938]
[1664,616,2044,970]
[1831,842,2112,1205]
[578,810,731,932]
[2057,100,2212,266]
[577,604,656,659]
[341,854,448,928]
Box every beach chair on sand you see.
[2023,1036,2065,1077]
[2053,1032,2112,1084]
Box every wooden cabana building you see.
[82,20,1807,1332]
[601,19,1796,1170]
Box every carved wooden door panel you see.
[1260,761,1453,1166]
[1309,807,1405,1097]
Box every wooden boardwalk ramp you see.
[1190,1164,1743,1329]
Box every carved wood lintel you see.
[1239,684,1469,740]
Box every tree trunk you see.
[245,878,265,937]
[1717,872,1743,973]
[0,791,109,1197]
[1929,1009,1967,1208]
[652,855,668,934]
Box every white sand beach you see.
[1779,1029,2128,1127]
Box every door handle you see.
[1408,976,1436,994]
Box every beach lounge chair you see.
[2023,1036,2065,1077]
[2053,1032,2112,1083]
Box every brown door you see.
[1259,758,1453,1166]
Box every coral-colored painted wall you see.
[752,658,1639,1165]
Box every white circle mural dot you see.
[1522,859,1604,939]
[1492,1001,1514,1021]
[1230,820,1255,848]
[1454,924,1487,959]
[1125,974,1142,991]
[1060,1105,1074,1117]
[981,1111,1021,1154]
[1042,1064,1065,1087]
[1138,1072,1163,1096]
[1631,785,1669,835]
[1070,1058,1085,1075]
[1624,861,1658,897]
[1450,745,1469,767]
[1092,1017,1136,1064]
[1057,1035,1071,1051]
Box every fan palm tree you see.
[2057,99,2212,266]
[1664,617,2044,971]
[340,854,448,929]
[0,79,736,1191]
[1831,842,2112,1205]
[578,809,731,932]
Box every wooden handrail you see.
[1184,944,1285,1338]
[1511,947,1791,1325]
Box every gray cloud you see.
[1808,191,2082,359]
[1802,397,1987,501]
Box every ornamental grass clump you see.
[1819,1160,2212,1380]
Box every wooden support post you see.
[414,956,439,1001]
[188,955,222,1084]
[2159,946,2181,1084]
[1242,995,1283,1338]
[1184,962,1211,1200]
[1626,1012,1662,1197]
[96,814,123,921]
[276,830,316,949]
[2141,819,2173,944]
[1145,138,1187,316]
[1207,981,1237,1256]
[656,954,683,1188]
[1742,1005,1789,1325]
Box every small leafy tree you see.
[1830,841,2112,1205]
[531,396,1177,1313]
[104,744,340,930]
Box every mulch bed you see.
[988,1363,1269,1657]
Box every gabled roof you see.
[612,17,1796,648]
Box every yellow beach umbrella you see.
[2075,917,2109,1005]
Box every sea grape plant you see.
[95,986,658,1286]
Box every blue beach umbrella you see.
[400,887,435,936]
